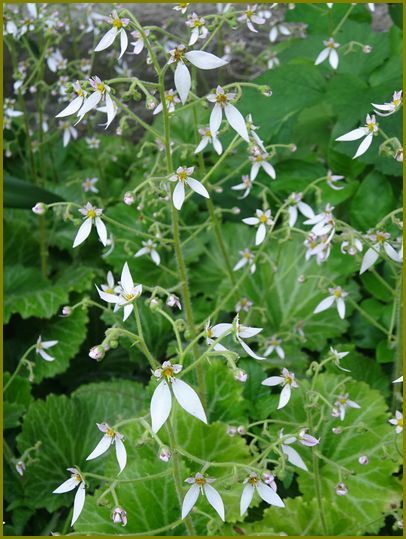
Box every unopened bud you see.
[149,297,161,311]
[89,345,105,361]
[331,407,340,418]
[61,306,72,317]
[137,203,144,211]
[159,446,171,462]
[167,294,181,310]
[16,460,26,476]
[214,186,223,193]
[146,97,157,111]
[290,143,297,152]
[332,427,342,435]
[231,207,241,215]
[227,426,237,437]
[237,425,246,435]
[109,339,119,349]
[32,202,47,215]
[261,86,272,97]
[362,45,372,54]
[335,482,348,496]
[358,455,368,465]
[234,368,248,383]
[394,148,403,162]
[297,274,305,283]
[123,192,135,205]
[112,507,127,526]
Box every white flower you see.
[335,482,348,496]
[336,114,379,159]
[96,262,142,322]
[234,368,248,382]
[389,411,403,433]
[262,368,298,409]
[207,315,264,360]
[168,44,227,105]
[242,209,274,246]
[240,472,284,516]
[298,429,319,447]
[237,5,266,33]
[86,422,127,473]
[269,23,291,43]
[279,431,308,470]
[35,335,58,362]
[167,294,182,310]
[249,146,276,180]
[129,29,148,55]
[73,202,108,248]
[393,376,403,383]
[168,166,209,210]
[326,170,345,190]
[53,468,86,526]
[194,126,222,155]
[185,13,209,46]
[101,271,120,295]
[231,175,253,199]
[173,3,190,14]
[85,136,100,149]
[372,90,402,117]
[205,318,231,352]
[76,76,116,129]
[330,347,350,372]
[264,335,284,359]
[304,232,332,264]
[246,114,266,152]
[267,52,280,70]
[47,49,67,72]
[286,192,314,227]
[134,239,160,266]
[153,89,181,115]
[235,297,253,313]
[313,286,348,319]
[150,360,207,433]
[333,393,361,421]
[207,85,249,142]
[16,460,26,476]
[94,10,129,59]
[56,81,87,119]
[315,37,340,69]
[82,177,99,193]
[233,248,256,274]
[360,230,402,274]
[182,473,224,520]
[58,120,78,147]
[304,203,335,239]
[112,507,127,526]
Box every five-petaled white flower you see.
[35,335,58,362]
[335,114,378,159]
[326,170,345,190]
[134,240,160,266]
[150,360,207,433]
[96,262,142,321]
[249,146,276,180]
[207,85,249,142]
[269,23,291,43]
[59,120,78,148]
[330,347,350,372]
[53,467,86,526]
[304,232,331,265]
[173,3,190,14]
[73,202,108,248]
[194,126,222,155]
[372,90,402,117]
[233,248,256,274]
[315,37,340,69]
[313,286,348,319]
[47,49,67,73]
[129,29,148,55]
[82,176,98,193]
[235,297,253,313]
[340,232,363,256]
[76,76,116,129]
[304,203,335,239]
[56,81,87,119]
[262,368,298,409]
[185,13,209,45]
[360,230,401,274]
[389,411,403,433]
[286,192,314,228]
[207,315,264,360]
[333,393,360,421]
[86,422,127,473]
[153,89,181,115]
[101,270,120,295]
[242,209,274,246]
[182,473,225,521]
[240,472,284,516]
[264,335,285,359]
[94,10,129,59]
[231,175,253,199]
[169,166,209,210]
[237,5,266,33]
[168,44,227,105]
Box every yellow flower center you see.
[246,10,253,17]
[96,83,105,93]
[259,214,268,223]
[74,473,81,481]
[398,417,403,427]
[178,171,188,181]
[393,98,400,106]
[334,290,342,298]
[163,366,174,377]
[124,293,135,301]
[195,476,206,486]
[106,427,115,437]
[376,232,386,242]
[207,328,212,338]
[367,121,376,131]
[243,252,251,259]
[216,93,228,105]
[87,209,97,218]
[248,476,258,485]
[113,19,123,28]
[173,49,184,62]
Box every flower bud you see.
[149,297,161,311]
[89,345,105,361]
[112,507,127,526]
[237,425,246,435]
[358,455,368,465]
[159,446,171,462]
[332,427,342,435]
[227,426,237,437]
[261,86,273,97]
[335,482,348,496]
[297,274,305,283]
[123,192,135,205]
[290,144,297,152]
[137,203,144,211]
[167,294,182,310]
[109,339,119,349]
[32,202,47,215]
[394,148,403,162]
[146,96,157,111]
[362,45,372,54]
[214,186,223,193]
[16,460,26,476]
[231,207,241,215]
[61,306,72,317]
[234,368,248,383]
[331,407,340,418]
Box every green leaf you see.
[4,174,64,208]
[4,374,33,429]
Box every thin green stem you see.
[4,345,36,392]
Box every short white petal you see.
[250,162,260,181]
[38,349,55,362]
[336,127,369,142]
[281,444,308,471]
[71,482,86,526]
[73,218,93,248]
[115,437,127,473]
[174,62,191,105]
[172,379,207,424]
[86,435,112,461]
[187,178,209,199]
[278,384,291,409]
[194,138,209,154]
[256,481,285,507]
[150,381,172,433]
[384,242,401,262]
[53,477,79,494]
[210,104,223,137]
[181,484,200,519]
[224,104,249,142]
[173,181,185,210]
[55,96,84,118]
[353,133,373,159]
[255,223,266,245]
[204,484,225,521]
[240,483,255,516]
[243,217,259,226]
[288,206,298,228]
[185,50,228,69]
[134,247,149,258]
[95,217,108,246]
[313,296,335,314]
[95,27,118,52]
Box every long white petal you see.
[278,384,291,409]
[288,206,298,227]
[261,376,284,387]
[360,247,379,274]
[95,217,108,246]
[55,96,83,118]
[210,323,232,338]
[53,477,79,494]
[336,297,346,319]
[77,91,102,119]
[94,27,118,52]
[255,223,266,245]
[115,437,127,474]
[281,444,308,471]
[38,349,55,362]
[121,262,134,294]
[210,104,223,136]
[194,137,209,154]
[134,247,149,258]
[187,178,209,199]
[73,218,93,248]
[151,249,161,266]
[172,379,207,424]
[224,104,249,142]
[86,435,112,461]
[204,484,225,521]
[122,303,133,321]
[315,47,329,65]
[240,483,255,516]
[329,48,339,69]
[256,481,285,507]
[119,29,128,59]
[336,127,369,142]
[353,133,373,159]
[150,381,172,433]
[96,285,122,304]
[262,161,276,179]
[313,295,335,314]
[212,136,222,155]
[104,92,116,129]
[250,162,260,181]
[185,50,228,69]
[238,326,262,338]
[384,242,401,262]
[297,201,314,218]
[174,62,191,105]
[41,340,58,349]
[181,484,200,519]
[173,181,185,210]
[238,336,264,360]
[71,482,86,526]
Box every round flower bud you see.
[261,86,273,97]
[112,507,127,526]
[331,407,340,418]
[227,426,237,437]
[290,144,297,152]
[335,482,348,496]
[32,202,47,215]
[358,455,368,465]
[231,207,241,215]
[297,274,305,283]
[362,45,372,54]
[61,306,72,317]
[394,148,403,162]
[89,345,105,361]
[332,427,342,435]
[214,186,223,193]
[237,425,246,435]
[146,96,157,111]
[15,460,26,476]
[137,203,144,211]
[109,339,119,349]
[149,297,161,311]
[234,368,248,383]
[123,192,135,206]
[159,446,171,462]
